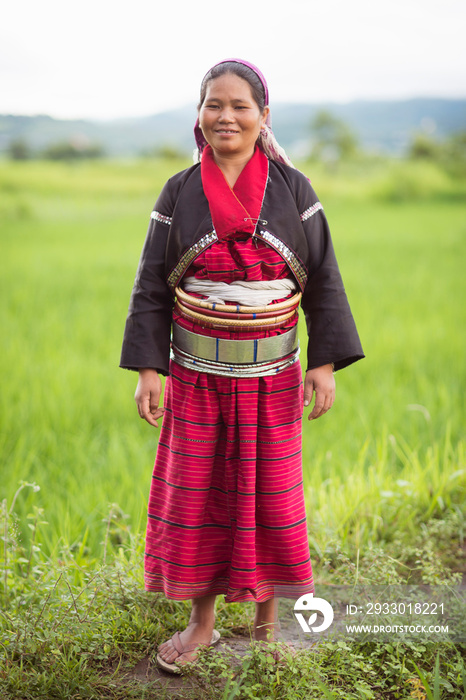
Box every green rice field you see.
[1,157,465,698]
[1,157,464,554]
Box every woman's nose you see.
[218,108,235,122]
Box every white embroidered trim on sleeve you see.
[300,202,323,222]
[150,210,172,225]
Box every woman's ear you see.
[261,106,270,128]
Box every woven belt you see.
[175,286,302,314]
[171,323,299,377]
[175,300,298,331]
[175,287,301,331]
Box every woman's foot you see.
[254,597,279,642]
[157,594,217,671]
[157,620,217,667]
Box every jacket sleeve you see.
[119,180,176,375]
[295,176,364,372]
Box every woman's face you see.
[199,73,269,160]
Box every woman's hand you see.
[135,369,164,428]
[303,364,335,420]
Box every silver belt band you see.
[171,346,299,378]
[172,323,299,365]
[171,324,299,377]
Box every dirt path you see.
[123,619,310,694]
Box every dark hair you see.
[198,62,267,113]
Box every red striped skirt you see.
[144,358,314,602]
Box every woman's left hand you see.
[303,364,335,420]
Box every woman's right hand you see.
[135,369,164,428]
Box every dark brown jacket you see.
[120,160,364,375]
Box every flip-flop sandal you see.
[156,629,221,674]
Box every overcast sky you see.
[2,0,465,120]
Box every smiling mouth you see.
[215,129,238,134]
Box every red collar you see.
[201,144,269,240]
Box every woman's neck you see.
[211,148,255,188]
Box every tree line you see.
[5,110,466,177]
[7,138,105,161]
[307,110,466,177]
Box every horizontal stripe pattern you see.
[185,234,290,284]
[144,360,314,602]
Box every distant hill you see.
[1,99,465,158]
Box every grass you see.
[1,488,465,699]
[0,156,465,698]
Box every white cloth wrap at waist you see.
[182,276,297,307]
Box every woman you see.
[120,58,364,673]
